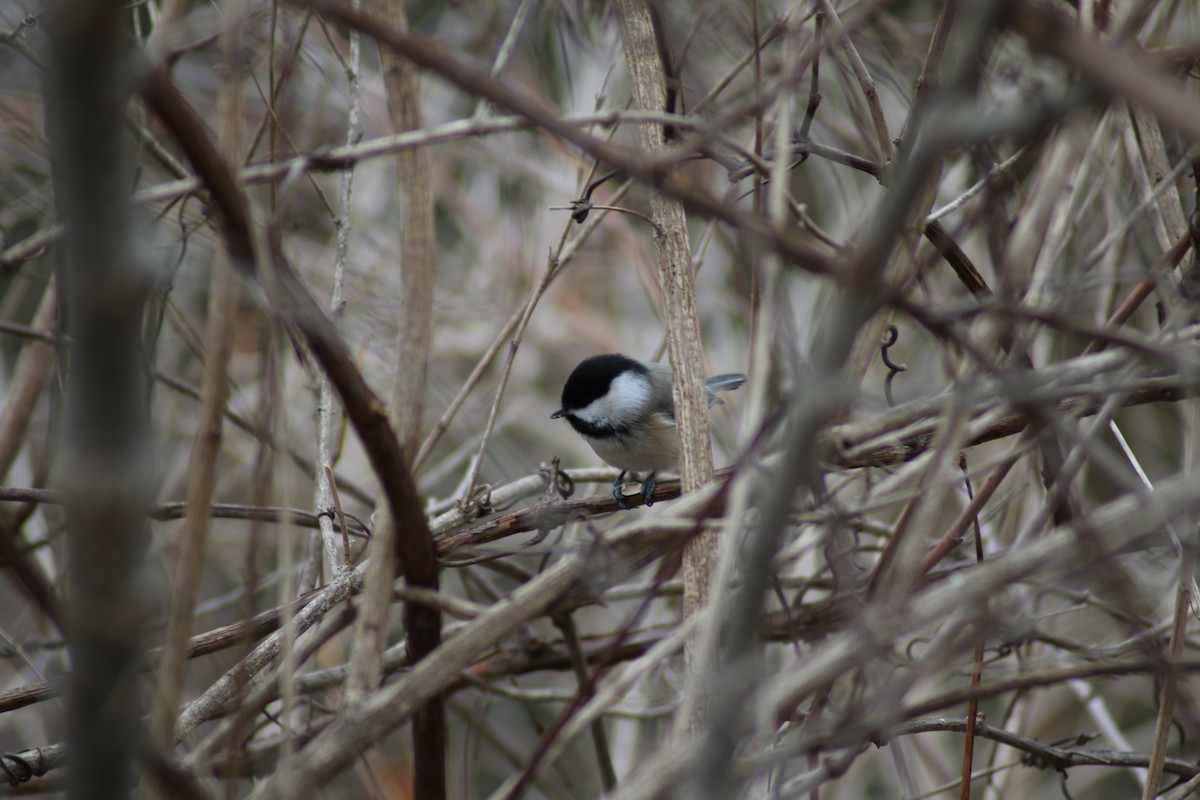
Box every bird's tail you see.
[705,373,748,405]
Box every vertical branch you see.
[345,1,442,797]
[306,4,361,592]
[47,0,148,796]
[373,0,434,467]
[614,0,716,736]
[1140,535,1193,799]
[959,457,986,800]
[1131,411,1199,799]
[148,0,245,756]
[678,2,797,743]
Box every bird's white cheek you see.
[573,372,652,429]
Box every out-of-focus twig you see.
[149,0,245,759]
[48,0,150,794]
[344,0,444,792]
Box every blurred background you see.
[2,0,1200,797]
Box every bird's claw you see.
[612,471,630,510]
[643,472,657,507]
[612,471,658,509]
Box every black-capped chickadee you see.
[551,353,747,508]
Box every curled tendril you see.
[454,484,494,520]
[881,324,907,407]
[569,198,593,223]
[1,751,37,786]
[904,636,931,661]
[567,170,620,223]
[538,462,574,500]
[554,469,574,498]
[317,508,372,538]
[471,484,494,514]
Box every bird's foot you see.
[612,471,630,510]
[643,472,657,507]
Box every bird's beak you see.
[550,409,565,419]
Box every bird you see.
[551,353,746,508]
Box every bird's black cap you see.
[553,353,648,416]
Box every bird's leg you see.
[612,470,629,509]
[642,471,657,506]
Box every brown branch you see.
[0,571,849,721]
[149,0,245,754]
[923,220,991,297]
[615,0,716,737]
[440,381,1198,553]
[137,61,441,749]
[0,378,1191,570]
[346,0,443,793]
